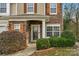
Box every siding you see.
[17,3,24,15]
[24,3,45,15]
[10,3,17,15]
[37,3,45,15]
[10,3,62,16]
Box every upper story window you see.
[0,3,6,13]
[50,3,57,14]
[27,3,34,14]
[0,3,10,16]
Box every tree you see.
[64,3,79,41]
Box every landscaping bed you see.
[32,30,78,56]
[31,48,79,56]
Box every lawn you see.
[31,48,79,56]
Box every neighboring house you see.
[0,3,63,45]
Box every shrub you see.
[49,36,67,47]
[61,30,75,46]
[49,36,57,47]
[36,31,76,50]
[36,38,50,50]
[49,36,75,47]
[0,31,26,55]
[61,30,75,40]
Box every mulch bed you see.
[31,47,77,56]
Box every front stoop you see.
[7,43,36,56]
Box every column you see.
[42,20,45,38]
[25,21,29,46]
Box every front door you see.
[31,24,40,42]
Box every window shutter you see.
[34,3,37,14]
[46,3,50,15]
[24,3,27,13]
[57,3,61,15]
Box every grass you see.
[31,48,79,56]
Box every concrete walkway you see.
[8,43,36,56]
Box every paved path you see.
[8,43,36,56]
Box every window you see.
[46,24,60,37]
[0,3,6,13]
[0,3,10,16]
[50,3,57,14]
[14,24,20,31]
[27,3,34,13]
[46,26,52,37]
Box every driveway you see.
[8,43,36,56]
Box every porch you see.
[8,14,49,46]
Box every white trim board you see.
[0,20,8,26]
[9,19,46,22]
[46,24,60,26]
[16,3,18,15]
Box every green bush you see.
[49,36,75,47]
[49,31,76,47]
[61,30,75,40]
[36,38,50,50]
[0,31,26,55]
[36,31,76,50]
[61,31,75,46]
[49,36,66,47]
[49,36,57,47]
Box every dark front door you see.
[31,24,40,42]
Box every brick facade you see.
[0,3,63,45]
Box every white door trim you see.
[31,24,40,42]
[42,21,46,38]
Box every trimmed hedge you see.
[0,31,26,55]
[36,38,50,50]
[61,31,75,47]
[61,30,75,40]
[36,31,76,50]
[49,36,75,47]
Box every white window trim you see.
[44,3,45,15]
[0,3,10,16]
[27,3,34,14]
[46,24,60,27]
[50,3,57,15]
[46,24,61,38]
[16,3,18,15]
[14,24,20,31]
